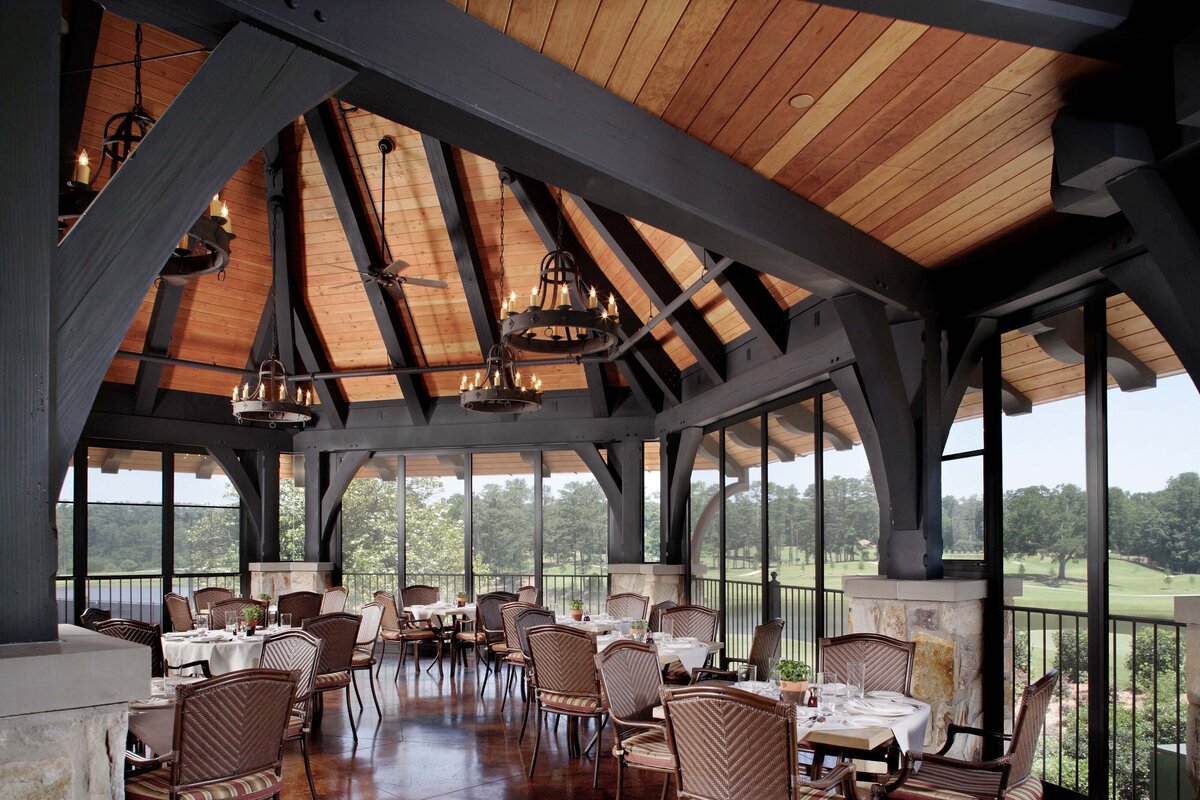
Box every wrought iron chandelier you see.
[231,356,313,426]
[499,173,619,356]
[461,175,542,413]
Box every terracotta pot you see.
[780,680,808,694]
[457,598,467,607]
[571,609,583,621]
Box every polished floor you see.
[280,650,668,799]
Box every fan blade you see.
[382,258,410,276]
[401,277,449,289]
[329,278,373,290]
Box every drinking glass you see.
[223,612,237,635]
[195,615,209,633]
[814,671,838,715]
[766,657,780,687]
[736,664,758,683]
[845,660,866,701]
[279,613,292,629]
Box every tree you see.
[1004,484,1086,580]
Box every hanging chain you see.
[498,176,507,301]
[133,24,145,113]
[554,186,565,250]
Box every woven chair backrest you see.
[79,607,111,630]
[595,640,662,724]
[477,592,518,634]
[209,598,268,630]
[500,601,542,651]
[192,587,234,613]
[260,629,323,700]
[517,585,540,604]
[649,600,678,632]
[172,669,295,789]
[527,625,599,698]
[1008,669,1060,782]
[164,593,194,632]
[662,685,797,800]
[320,586,349,614]
[356,601,384,648]
[514,606,555,659]
[373,590,401,629]
[401,584,439,607]
[820,632,915,695]
[606,593,649,621]
[747,619,785,679]
[277,592,323,626]
[96,618,165,677]
[660,605,718,641]
[302,612,360,675]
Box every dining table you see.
[160,626,291,676]
[405,602,476,626]
[555,613,636,635]
[127,676,205,755]
[596,633,724,674]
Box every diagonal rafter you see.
[132,280,186,416]
[576,199,725,384]
[421,135,497,358]
[505,170,681,412]
[304,100,433,425]
[689,244,788,359]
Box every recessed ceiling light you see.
[789,93,815,110]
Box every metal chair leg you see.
[592,715,606,788]
[528,705,543,778]
[351,670,363,709]
[367,667,381,716]
[659,773,670,800]
[344,684,358,741]
[299,734,318,800]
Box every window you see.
[689,432,722,612]
[279,453,305,561]
[820,393,879,591]
[543,450,608,613]
[341,455,400,609]
[472,453,535,596]
[943,394,984,560]
[643,441,661,563]
[173,452,239,578]
[405,455,466,599]
[86,448,162,575]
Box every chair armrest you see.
[690,666,737,684]
[167,659,211,678]
[937,723,1013,756]
[799,760,855,797]
[125,751,170,777]
[876,752,1013,797]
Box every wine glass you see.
[814,671,839,716]
[736,664,758,684]
[195,614,209,634]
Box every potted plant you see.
[776,659,810,693]
[240,605,261,636]
[257,593,271,603]
[569,599,584,621]
[456,592,468,608]
[629,619,647,642]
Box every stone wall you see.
[0,704,127,799]
[249,561,334,600]
[1174,596,1200,795]
[843,577,985,755]
[608,564,685,610]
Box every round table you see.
[162,631,272,675]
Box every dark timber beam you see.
[576,199,725,384]
[770,404,852,452]
[521,451,550,478]
[608,439,645,564]
[207,446,263,539]
[54,24,353,479]
[572,443,622,513]
[813,0,1136,62]
[59,0,103,185]
[245,285,276,369]
[942,318,998,447]
[1106,171,1200,392]
[305,101,432,424]
[728,421,793,463]
[506,171,681,410]
[103,0,932,312]
[1020,309,1157,391]
[967,368,1033,416]
[321,450,372,546]
[264,127,348,427]
[132,281,187,416]
[690,245,788,360]
[664,428,704,564]
[423,135,497,358]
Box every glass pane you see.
[341,455,399,610]
[57,462,74,577]
[945,389,984,454]
[766,399,817,666]
[690,432,721,614]
[644,440,661,563]
[1106,294,1194,800]
[724,423,762,660]
[821,393,879,603]
[405,454,466,599]
[1000,318,1086,792]
[472,453,534,597]
[279,453,305,561]
[942,456,983,560]
[173,453,239,581]
[543,450,608,614]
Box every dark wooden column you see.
[303,447,327,562]
[608,440,645,564]
[258,450,281,562]
[0,0,58,643]
[662,428,703,565]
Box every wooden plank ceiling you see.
[82,5,1182,431]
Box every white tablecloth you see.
[596,634,717,673]
[407,603,475,625]
[797,693,931,758]
[161,631,266,675]
[127,677,204,755]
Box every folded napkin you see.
[131,696,173,709]
[847,698,913,717]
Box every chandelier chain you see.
[133,24,145,113]
[498,176,506,300]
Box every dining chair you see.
[260,630,323,800]
[517,585,540,604]
[606,592,649,621]
[401,584,440,606]
[659,605,719,683]
[79,607,111,630]
[660,683,857,800]
[373,590,435,681]
[648,600,677,633]
[320,585,349,614]
[693,618,784,684]
[526,624,607,788]
[499,601,542,712]
[278,591,324,626]
[512,605,555,742]
[465,591,517,694]
[819,632,916,696]
[124,669,296,800]
[163,592,194,632]
[350,600,384,716]
[873,669,1060,799]
[302,612,362,741]
[191,586,234,615]
[595,640,674,800]
[208,597,269,631]
[95,618,211,678]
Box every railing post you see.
[767,571,781,620]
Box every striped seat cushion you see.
[351,649,375,667]
[399,628,437,640]
[616,729,675,769]
[888,774,1041,800]
[539,691,601,712]
[490,641,509,653]
[126,767,281,800]
[314,670,351,689]
[285,710,306,739]
[505,651,525,665]
[456,630,485,643]
[663,660,691,684]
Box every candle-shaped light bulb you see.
[608,294,617,316]
[177,232,190,252]
[460,375,467,390]
[588,287,597,309]
[243,382,250,400]
[309,388,317,405]
[560,284,569,306]
[509,291,517,308]
[258,383,266,399]
[73,149,91,184]
[600,309,608,320]
[209,194,222,217]
[279,384,286,401]
[515,371,521,386]
[220,202,232,234]
[493,370,500,385]
[501,298,508,319]
[530,287,537,308]
[232,385,239,402]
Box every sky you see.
[66,374,1198,506]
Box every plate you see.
[846,715,889,727]
[130,697,172,709]
[848,700,911,717]
[868,690,904,699]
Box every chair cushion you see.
[888,774,1042,800]
[380,627,405,641]
[505,651,525,665]
[663,660,691,684]
[616,729,675,769]
[539,691,601,712]
[456,630,485,643]
[126,767,281,800]
[285,710,306,740]
[399,628,437,641]
[490,641,509,653]
[314,670,351,689]
[351,650,375,667]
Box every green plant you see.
[629,619,646,630]
[569,598,584,611]
[240,606,261,623]
[457,592,468,600]
[776,659,810,682]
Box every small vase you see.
[457,598,467,607]
[571,609,583,621]
[780,680,807,694]
[245,624,256,637]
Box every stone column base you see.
[843,577,985,755]
[250,561,335,601]
[1174,596,1200,795]
[607,564,684,609]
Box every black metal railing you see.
[56,572,241,625]
[1007,604,1187,800]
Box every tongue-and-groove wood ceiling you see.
[84,2,1182,421]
